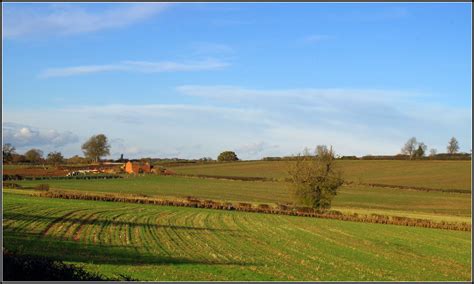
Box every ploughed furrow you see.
[211,212,257,266]
[4,207,66,234]
[232,212,308,280]
[165,210,208,260]
[70,211,108,242]
[182,210,231,264]
[142,212,172,256]
[56,211,96,241]
[113,212,132,247]
[181,211,220,262]
[94,210,124,244]
[200,211,237,263]
[41,210,86,237]
[152,211,182,255]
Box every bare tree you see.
[447,137,460,154]
[3,143,16,163]
[401,137,418,159]
[429,148,437,156]
[287,145,344,209]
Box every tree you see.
[401,137,418,159]
[413,142,427,159]
[47,151,64,165]
[81,134,111,162]
[24,149,44,164]
[287,146,344,210]
[217,151,238,162]
[429,148,437,156]
[447,137,459,154]
[3,143,16,163]
[12,154,27,164]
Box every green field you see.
[3,192,471,281]
[170,160,472,191]
[4,159,472,280]
[15,173,471,223]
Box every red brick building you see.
[124,161,152,174]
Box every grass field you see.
[4,159,472,280]
[3,191,471,281]
[170,160,472,191]
[14,175,471,223]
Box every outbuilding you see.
[124,161,152,174]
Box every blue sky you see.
[2,3,472,159]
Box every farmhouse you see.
[125,161,152,174]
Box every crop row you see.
[4,192,472,281]
[35,190,471,231]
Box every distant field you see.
[170,160,472,191]
[14,175,471,222]
[3,192,471,281]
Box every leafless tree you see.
[401,137,418,159]
[447,137,460,154]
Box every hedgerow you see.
[34,190,470,231]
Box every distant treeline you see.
[262,153,471,161]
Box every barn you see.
[124,161,152,174]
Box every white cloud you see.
[3,3,170,39]
[2,122,79,149]
[39,59,229,78]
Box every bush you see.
[287,146,344,209]
[217,151,239,162]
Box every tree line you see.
[400,136,465,160]
[2,134,111,165]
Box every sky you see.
[2,2,472,160]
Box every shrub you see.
[217,151,239,162]
[287,146,344,209]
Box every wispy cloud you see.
[39,59,229,78]
[175,85,470,155]
[3,86,470,158]
[4,83,470,159]
[3,3,170,39]
[175,85,418,105]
